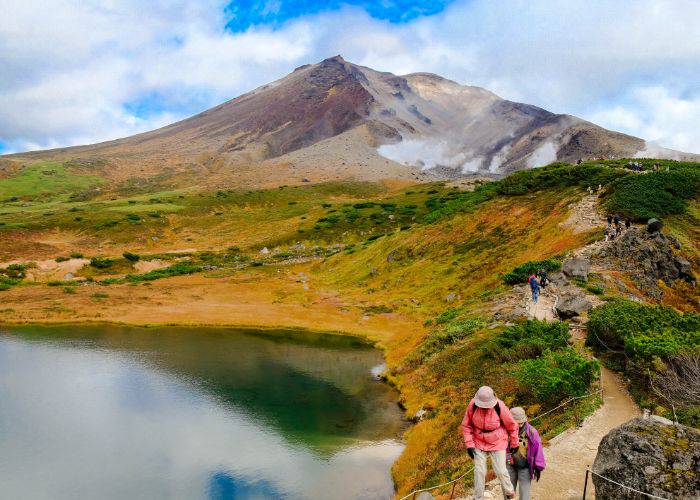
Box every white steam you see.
[634,141,681,160]
[527,140,558,167]
[377,139,467,170]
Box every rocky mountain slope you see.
[5,56,698,188]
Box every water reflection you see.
[0,326,406,499]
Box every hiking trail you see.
[457,196,640,499]
[526,290,557,322]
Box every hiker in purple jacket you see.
[505,407,546,500]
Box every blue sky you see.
[1,0,699,154]
[225,0,453,30]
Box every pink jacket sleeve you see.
[460,402,475,448]
[499,402,519,449]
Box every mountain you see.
[6,55,697,187]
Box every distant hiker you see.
[625,218,631,230]
[615,224,623,238]
[536,269,548,289]
[577,159,582,165]
[613,214,621,226]
[528,274,539,303]
[506,407,546,500]
[604,226,612,242]
[460,386,519,500]
[606,215,612,226]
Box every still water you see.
[0,325,407,499]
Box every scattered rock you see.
[413,408,428,421]
[301,177,310,183]
[416,492,435,500]
[596,227,696,297]
[562,257,590,281]
[549,271,569,286]
[446,293,456,302]
[63,272,74,280]
[151,236,158,242]
[259,247,270,254]
[387,251,396,263]
[556,295,593,319]
[593,418,699,499]
[646,218,663,233]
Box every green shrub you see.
[55,256,70,263]
[90,256,115,269]
[70,252,83,259]
[587,299,700,359]
[0,283,11,291]
[495,163,627,196]
[518,348,599,404]
[605,169,700,221]
[420,317,486,360]
[435,308,459,324]
[486,320,570,361]
[502,258,561,285]
[125,213,141,222]
[124,261,202,282]
[123,252,140,262]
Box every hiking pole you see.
[582,467,590,499]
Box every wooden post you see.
[449,482,456,499]
[582,468,590,499]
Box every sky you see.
[1,0,699,154]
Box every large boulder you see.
[562,257,590,281]
[647,218,663,233]
[555,295,593,319]
[596,228,696,298]
[593,418,700,499]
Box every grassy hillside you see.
[0,158,698,495]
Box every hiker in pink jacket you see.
[460,386,519,499]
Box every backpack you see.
[468,400,505,430]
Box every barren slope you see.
[6,56,697,188]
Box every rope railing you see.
[397,384,604,500]
[584,467,670,500]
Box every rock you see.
[596,227,696,296]
[592,418,700,499]
[63,272,74,280]
[647,218,663,233]
[259,247,270,254]
[556,295,593,319]
[386,250,396,263]
[549,271,569,286]
[446,293,456,302]
[413,408,427,421]
[416,492,435,500]
[301,177,310,183]
[562,257,590,280]
[151,236,158,242]
[649,414,675,426]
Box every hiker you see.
[625,218,631,230]
[615,224,623,238]
[505,407,546,500]
[606,215,612,226]
[536,269,548,289]
[460,386,519,500]
[528,274,539,303]
[613,214,621,227]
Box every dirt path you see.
[527,289,557,322]
[559,193,605,234]
[476,366,639,500]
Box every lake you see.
[0,324,407,499]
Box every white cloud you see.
[590,86,700,153]
[1,0,699,153]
